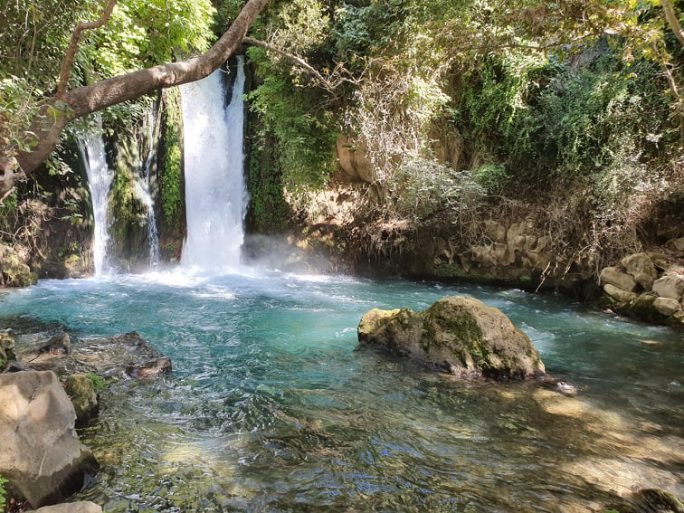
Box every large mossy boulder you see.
[358,296,545,380]
[0,371,98,507]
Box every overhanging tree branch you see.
[243,36,340,95]
[56,0,118,99]
[16,0,270,175]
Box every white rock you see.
[653,275,684,300]
[600,266,637,292]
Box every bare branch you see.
[55,0,118,99]
[242,36,339,95]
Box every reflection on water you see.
[1,269,682,512]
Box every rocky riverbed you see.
[0,319,172,512]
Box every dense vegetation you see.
[1,0,683,278]
[227,0,684,268]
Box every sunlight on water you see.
[0,270,682,512]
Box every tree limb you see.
[242,36,339,95]
[16,0,270,174]
[661,0,684,47]
[56,0,118,99]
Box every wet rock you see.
[126,357,172,379]
[31,502,103,513]
[38,332,71,355]
[358,296,545,380]
[653,275,684,300]
[621,294,661,323]
[654,297,682,317]
[63,374,99,426]
[17,331,171,381]
[621,253,658,291]
[0,370,98,507]
[600,266,638,292]
[603,283,637,304]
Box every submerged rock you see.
[17,331,171,381]
[0,370,98,507]
[358,296,545,380]
[32,502,103,513]
[126,357,172,379]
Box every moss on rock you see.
[358,296,545,380]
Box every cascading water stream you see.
[180,57,247,270]
[78,115,114,276]
[142,103,161,266]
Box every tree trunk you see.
[16,0,269,174]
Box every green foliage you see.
[248,47,337,188]
[0,474,6,512]
[246,129,290,233]
[475,164,509,194]
[159,90,184,226]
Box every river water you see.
[0,269,681,512]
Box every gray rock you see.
[17,331,170,381]
[653,275,684,300]
[126,357,172,379]
[358,296,545,380]
[603,284,638,303]
[654,297,682,317]
[621,253,658,291]
[31,501,103,513]
[0,371,98,507]
[600,266,638,292]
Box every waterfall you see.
[180,56,247,270]
[78,116,113,276]
[142,103,161,266]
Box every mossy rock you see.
[0,333,16,371]
[0,245,37,288]
[62,374,99,427]
[619,293,663,323]
[358,296,545,380]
